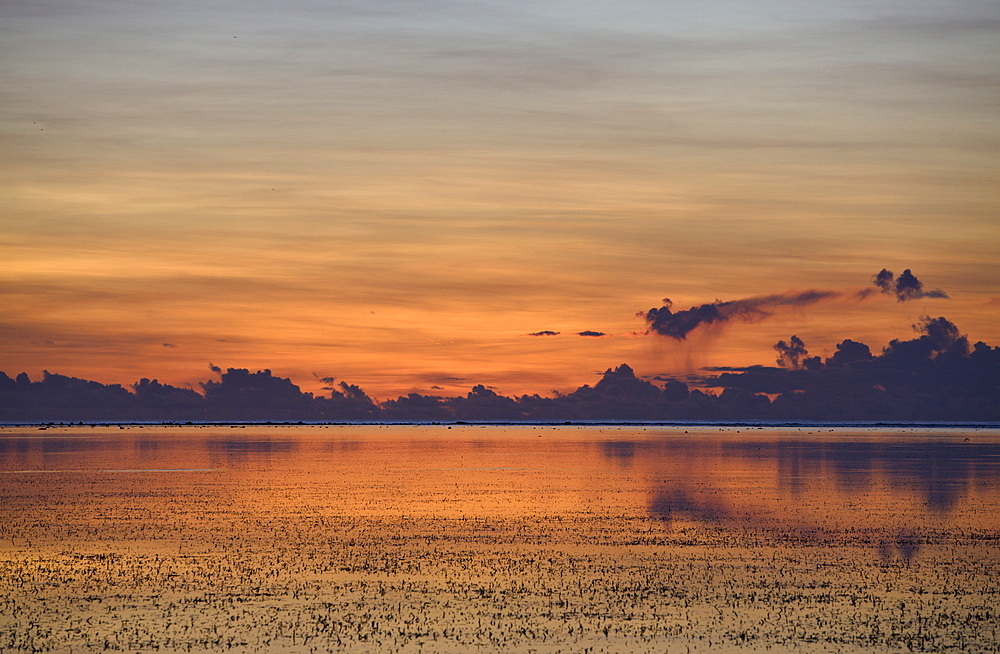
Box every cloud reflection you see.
[205,438,297,458]
[620,435,1000,560]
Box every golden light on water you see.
[2,425,999,651]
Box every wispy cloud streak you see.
[641,290,839,340]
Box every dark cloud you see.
[642,291,839,340]
[825,339,873,368]
[872,268,949,302]
[873,268,894,294]
[133,378,203,411]
[700,366,774,372]
[640,299,722,339]
[208,362,222,374]
[593,364,660,398]
[882,315,969,363]
[317,380,378,420]
[448,384,522,421]
[313,373,337,386]
[162,342,178,348]
[1,315,998,422]
[577,330,607,337]
[200,368,314,420]
[417,374,469,387]
[774,335,809,370]
[710,316,999,421]
[379,393,449,421]
[528,330,560,336]
[643,269,946,343]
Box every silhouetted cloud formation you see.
[774,335,808,369]
[642,269,946,342]
[709,316,999,420]
[881,315,968,363]
[577,330,607,337]
[1,315,998,422]
[528,330,560,336]
[825,339,874,368]
[133,378,202,413]
[642,291,838,340]
[873,268,948,301]
[774,336,823,371]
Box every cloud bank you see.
[2,315,998,422]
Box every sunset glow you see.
[3,0,998,400]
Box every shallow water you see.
[1,425,998,652]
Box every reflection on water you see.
[600,440,637,462]
[633,434,1000,561]
[2,425,1000,652]
[1,426,999,556]
[719,439,995,511]
[206,438,298,457]
[630,436,1000,508]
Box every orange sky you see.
[2,0,998,400]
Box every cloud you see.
[872,268,948,302]
[577,330,607,337]
[641,290,839,340]
[825,339,873,368]
[162,342,178,348]
[774,335,808,370]
[528,330,560,336]
[700,366,771,373]
[312,373,336,389]
[2,312,999,422]
[872,268,894,294]
[641,268,947,343]
[882,315,969,363]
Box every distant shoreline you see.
[3,420,999,429]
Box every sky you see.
[2,0,998,400]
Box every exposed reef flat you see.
[3,516,998,652]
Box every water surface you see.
[2,425,998,652]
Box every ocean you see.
[2,424,998,652]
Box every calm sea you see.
[2,424,999,652]
[3,424,998,531]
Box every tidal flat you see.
[1,425,998,653]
